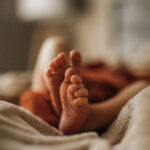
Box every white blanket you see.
[1,86,150,150]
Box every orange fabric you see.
[20,62,150,125]
[82,62,136,103]
[20,90,59,127]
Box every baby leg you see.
[31,36,71,91]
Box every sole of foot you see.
[46,52,69,116]
[45,50,82,117]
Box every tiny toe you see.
[46,68,52,77]
[58,52,68,65]
[64,68,76,83]
[74,88,88,97]
[68,84,84,93]
[49,61,58,71]
[53,58,59,68]
[74,97,88,107]
[55,57,64,67]
[71,75,82,84]
[70,50,81,67]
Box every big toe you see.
[70,50,81,68]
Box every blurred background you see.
[1,0,150,73]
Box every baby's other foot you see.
[46,53,69,116]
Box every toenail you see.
[71,75,82,84]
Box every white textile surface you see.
[1,86,150,150]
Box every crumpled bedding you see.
[0,71,32,103]
[1,86,150,150]
[19,63,150,127]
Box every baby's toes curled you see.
[73,87,88,107]
[74,97,88,107]
[74,88,88,98]
[68,84,84,93]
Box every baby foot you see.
[46,53,69,116]
[59,68,89,135]
[46,50,82,117]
